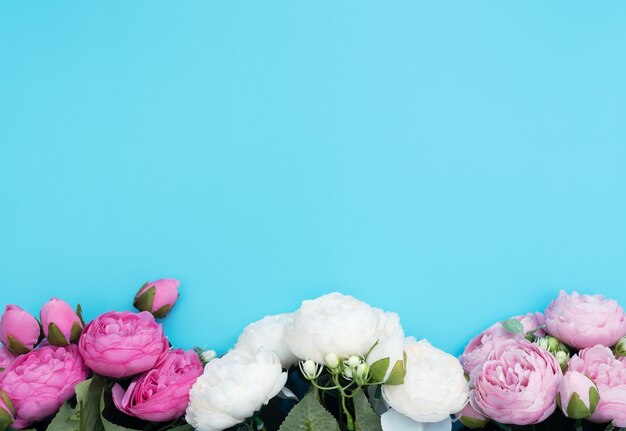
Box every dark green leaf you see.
[99,391,139,431]
[133,286,155,312]
[278,392,340,431]
[353,390,382,431]
[70,322,83,344]
[502,318,524,334]
[46,402,79,431]
[75,377,106,431]
[7,335,30,354]
[152,305,172,319]
[47,323,69,346]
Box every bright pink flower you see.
[133,278,180,318]
[0,305,41,355]
[79,311,169,378]
[545,291,626,349]
[0,345,88,429]
[460,312,545,373]
[40,298,83,346]
[112,349,203,422]
[568,345,626,427]
[470,339,562,425]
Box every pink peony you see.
[470,339,562,425]
[40,298,83,346]
[0,305,41,355]
[568,345,626,426]
[455,402,489,429]
[133,278,180,318]
[0,345,88,429]
[545,291,626,349]
[79,311,169,378]
[460,312,545,373]
[112,349,203,422]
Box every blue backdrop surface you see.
[1,1,626,355]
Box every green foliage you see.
[502,318,524,334]
[278,392,340,431]
[353,390,382,431]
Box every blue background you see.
[2,2,626,356]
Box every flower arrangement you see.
[0,283,625,431]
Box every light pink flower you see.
[0,305,41,355]
[79,311,169,378]
[568,345,626,427]
[40,298,83,346]
[545,291,626,349]
[0,345,88,429]
[455,402,489,428]
[470,339,562,425]
[133,278,180,318]
[557,371,599,419]
[460,312,545,373]
[112,349,203,422]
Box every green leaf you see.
[566,392,591,419]
[353,390,382,431]
[368,358,390,383]
[99,391,139,431]
[502,318,524,334]
[589,386,600,414]
[75,377,106,431]
[168,426,194,431]
[133,286,156,312]
[46,402,79,431]
[47,323,70,346]
[76,304,86,326]
[0,407,13,431]
[384,360,405,385]
[70,322,83,344]
[152,304,172,319]
[459,415,489,428]
[7,335,31,355]
[278,392,340,431]
[0,391,15,417]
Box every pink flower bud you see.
[133,278,180,318]
[40,298,84,346]
[0,305,41,355]
[557,371,600,419]
[455,402,489,429]
[0,391,15,431]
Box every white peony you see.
[185,349,287,431]
[367,312,405,382]
[234,313,298,368]
[382,338,468,423]
[285,292,399,363]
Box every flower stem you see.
[575,419,583,431]
[493,423,513,431]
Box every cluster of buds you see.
[299,353,372,386]
[342,355,370,386]
[535,335,570,370]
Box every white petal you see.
[278,386,299,401]
[423,417,452,431]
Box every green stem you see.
[493,423,513,431]
[575,419,583,431]
[332,373,356,431]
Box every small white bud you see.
[355,363,370,384]
[299,360,322,380]
[346,355,362,368]
[202,350,217,362]
[324,353,340,370]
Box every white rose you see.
[285,292,391,363]
[186,349,287,431]
[234,313,298,368]
[367,312,405,382]
[382,338,468,423]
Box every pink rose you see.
[40,298,84,346]
[112,349,203,422]
[460,312,545,373]
[133,278,180,318]
[0,305,41,355]
[79,311,169,378]
[470,339,562,425]
[557,371,599,419]
[568,345,626,426]
[0,345,88,429]
[0,391,15,431]
[545,291,626,349]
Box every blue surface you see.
[2,2,626,356]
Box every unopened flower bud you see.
[299,360,322,380]
[557,371,599,419]
[324,353,340,371]
[346,355,362,368]
[0,305,41,354]
[133,278,180,318]
[354,363,370,385]
[555,351,570,371]
[614,336,626,358]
